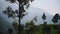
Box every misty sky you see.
[30,0,60,15]
[0,0,60,25]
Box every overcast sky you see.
[30,0,60,15]
[0,0,60,15]
[0,0,60,25]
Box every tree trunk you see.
[18,3,21,34]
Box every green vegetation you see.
[35,24,60,34]
[12,18,60,34]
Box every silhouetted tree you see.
[42,13,51,34]
[42,13,47,28]
[43,22,47,34]
[43,22,47,27]
[52,13,59,24]
[42,13,46,34]
[3,0,34,34]
[52,13,60,30]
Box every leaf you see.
[42,13,46,20]
[15,10,19,14]
[52,13,59,24]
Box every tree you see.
[42,13,51,34]
[43,22,47,34]
[42,13,47,26]
[3,0,34,34]
[52,13,60,30]
[42,13,46,28]
[52,13,59,24]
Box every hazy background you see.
[0,0,60,25]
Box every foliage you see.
[52,13,59,24]
[42,13,46,20]
[35,24,60,34]
[3,6,16,18]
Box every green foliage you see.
[35,24,60,34]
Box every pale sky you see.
[0,0,60,24]
[30,0,60,15]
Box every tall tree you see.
[42,13,46,27]
[52,13,59,24]
[42,13,51,34]
[3,0,34,34]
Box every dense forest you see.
[0,0,60,34]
